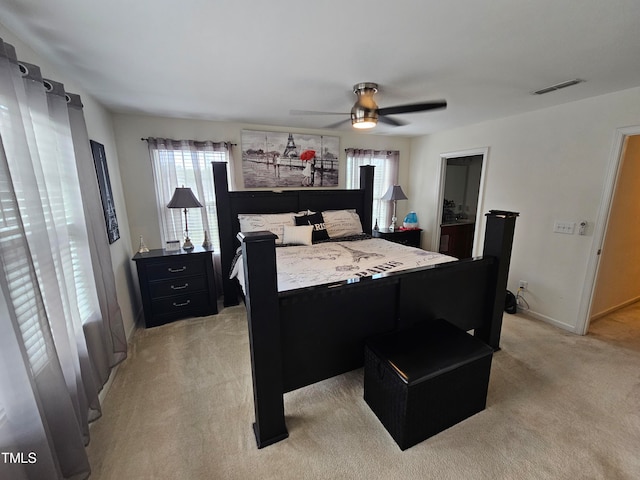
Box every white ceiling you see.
[1,0,639,137]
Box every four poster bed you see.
[212,162,518,448]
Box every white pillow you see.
[322,209,364,238]
[282,225,313,246]
[238,213,296,244]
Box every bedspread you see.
[232,238,457,293]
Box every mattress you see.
[231,237,457,293]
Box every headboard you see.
[212,162,375,306]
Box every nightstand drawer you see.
[148,275,207,299]
[372,228,422,248]
[393,237,417,246]
[150,291,210,317]
[146,257,204,280]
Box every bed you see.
[213,162,518,448]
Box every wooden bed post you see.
[476,210,519,350]
[359,165,375,233]
[237,231,289,448]
[213,162,239,306]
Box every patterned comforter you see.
[231,237,457,293]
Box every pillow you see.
[238,213,296,244]
[282,225,313,246]
[322,209,364,238]
[295,212,330,242]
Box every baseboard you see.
[98,365,119,406]
[96,308,141,409]
[127,307,143,340]
[590,296,640,321]
[515,309,577,333]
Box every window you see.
[345,149,400,229]
[148,139,231,252]
[0,140,51,375]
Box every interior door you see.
[436,150,487,258]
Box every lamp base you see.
[389,216,398,232]
[183,237,195,251]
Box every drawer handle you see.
[172,300,191,307]
[168,266,187,273]
[171,283,189,290]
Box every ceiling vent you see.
[533,79,584,95]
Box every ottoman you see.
[364,319,493,450]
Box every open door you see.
[578,128,640,334]
[436,148,488,259]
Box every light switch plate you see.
[553,221,575,234]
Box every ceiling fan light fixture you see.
[351,105,378,129]
[352,119,377,129]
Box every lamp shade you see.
[381,185,408,201]
[167,187,203,209]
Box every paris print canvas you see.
[241,130,339,188]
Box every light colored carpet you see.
[86,303,640,480]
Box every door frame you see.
[576,125,640,335]
[435,147,489,256]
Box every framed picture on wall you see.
[241,130,340,188]
[90,140,120,244]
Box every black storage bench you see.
[364,319,494,450]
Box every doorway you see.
[578,127,640,334]
[436,149,488,259]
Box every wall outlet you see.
[519,280,528,290]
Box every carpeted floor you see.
[86,303,640,480]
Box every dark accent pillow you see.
[295,212,330,242]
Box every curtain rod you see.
[140,137,237,147]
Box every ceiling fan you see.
[290,82,447,129]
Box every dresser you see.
[133,247,217,327]
[372,228,422,248]
[439,222,475,259]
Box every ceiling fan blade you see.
[377,116,407,127]
[378,100,447,116]
[324,118,351,129]
[290,109,349,116]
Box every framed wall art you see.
[90,140,120,244]
[241,130,340,188]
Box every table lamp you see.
[381,185,408,232]
[167,186,203,251]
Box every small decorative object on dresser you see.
[372,228,422,248]
[137,235,149,254]
[165,240,180,252]
[202,229,213,249]
[132,246,217,327]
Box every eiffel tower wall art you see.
[241,130,340,188]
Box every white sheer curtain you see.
[147,138,234,250]
[0,39,126,479]
[345,148,400,229]
[148,138,234,291]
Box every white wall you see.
[409,87,640,332]
[112,114,413,251]
[0,23,138,339]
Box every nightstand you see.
[372,228,422,248]
[132,246,217,328]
